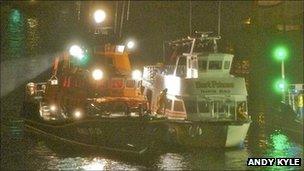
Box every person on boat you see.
[237,102,247,120]
[156,88,168,114]
[296,94,303,119]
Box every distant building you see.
[255,1,303,32]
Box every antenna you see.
[127,0,131,21]
[114,1,118,34]
[119,1,126,38]
[217,1,221,36]
[189,0,192,36]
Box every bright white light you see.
[74,110,82,119]
[116,45,125,53]
[50,105,57,112]
[50,79,58,85]
[92,69,103,80]
[69,45,84,59]
[165,75,181,95]
[94,10,106,24]
[127,41,135,49]
[132,70,142,80]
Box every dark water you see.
[1,7,303,171]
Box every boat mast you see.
[119,1,126,39]
[127,0,131,21]
[189,0,192,36]
[215,1,222,53]
[114,1,118,35]
[217,1,221,37]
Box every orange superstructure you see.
[24,43,147,119]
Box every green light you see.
[273,46,288,61]
[71,50,89,66]
[11,9,21,23]
[273,79,287,93]
[8,9,25,58]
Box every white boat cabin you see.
[142,36,248,121]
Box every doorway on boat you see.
[164,96,187,119]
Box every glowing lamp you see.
[132,70,142,80]
[74,110,82,119]
[164,75,181,95]
[69,45,84,59]
[127,41,135,49]
[92,69,103,80]
[274,79,287,93]
[273,46,288,61]
[50,105,57,112]
[116,45,125,53]
[94,9,106,24]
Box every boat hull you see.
[24,116,168,155]
[167,120,251,148]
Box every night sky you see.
[1,1,253,60]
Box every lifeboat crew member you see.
[156,88,168,114]
[296,94,303,119]
[237,102,247,120]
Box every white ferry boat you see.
[142,32,251,148]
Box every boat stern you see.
[225,120,251,147]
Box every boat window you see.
[125,80,135,88]
[198,60,207,71]
[166,99,173,110]
[218,101,228,113]
[110,79,124,89]
[198,101,210,113]
[209,61,222,70]
[173,100,184,112]
[184,100,197,114]
[191,59,198,69]
[213,101,228,114]
[229,103,236,115]
[176,58,187,77]
[224,61,230,69]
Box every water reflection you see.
[154,149,251,170]
[269,130,291,152]
[157,153,186,170]
[266,130,303,158]
[81,158,107,170]
[262,131,303,170]
[257,112,268,149]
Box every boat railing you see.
[26,82,47,99]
